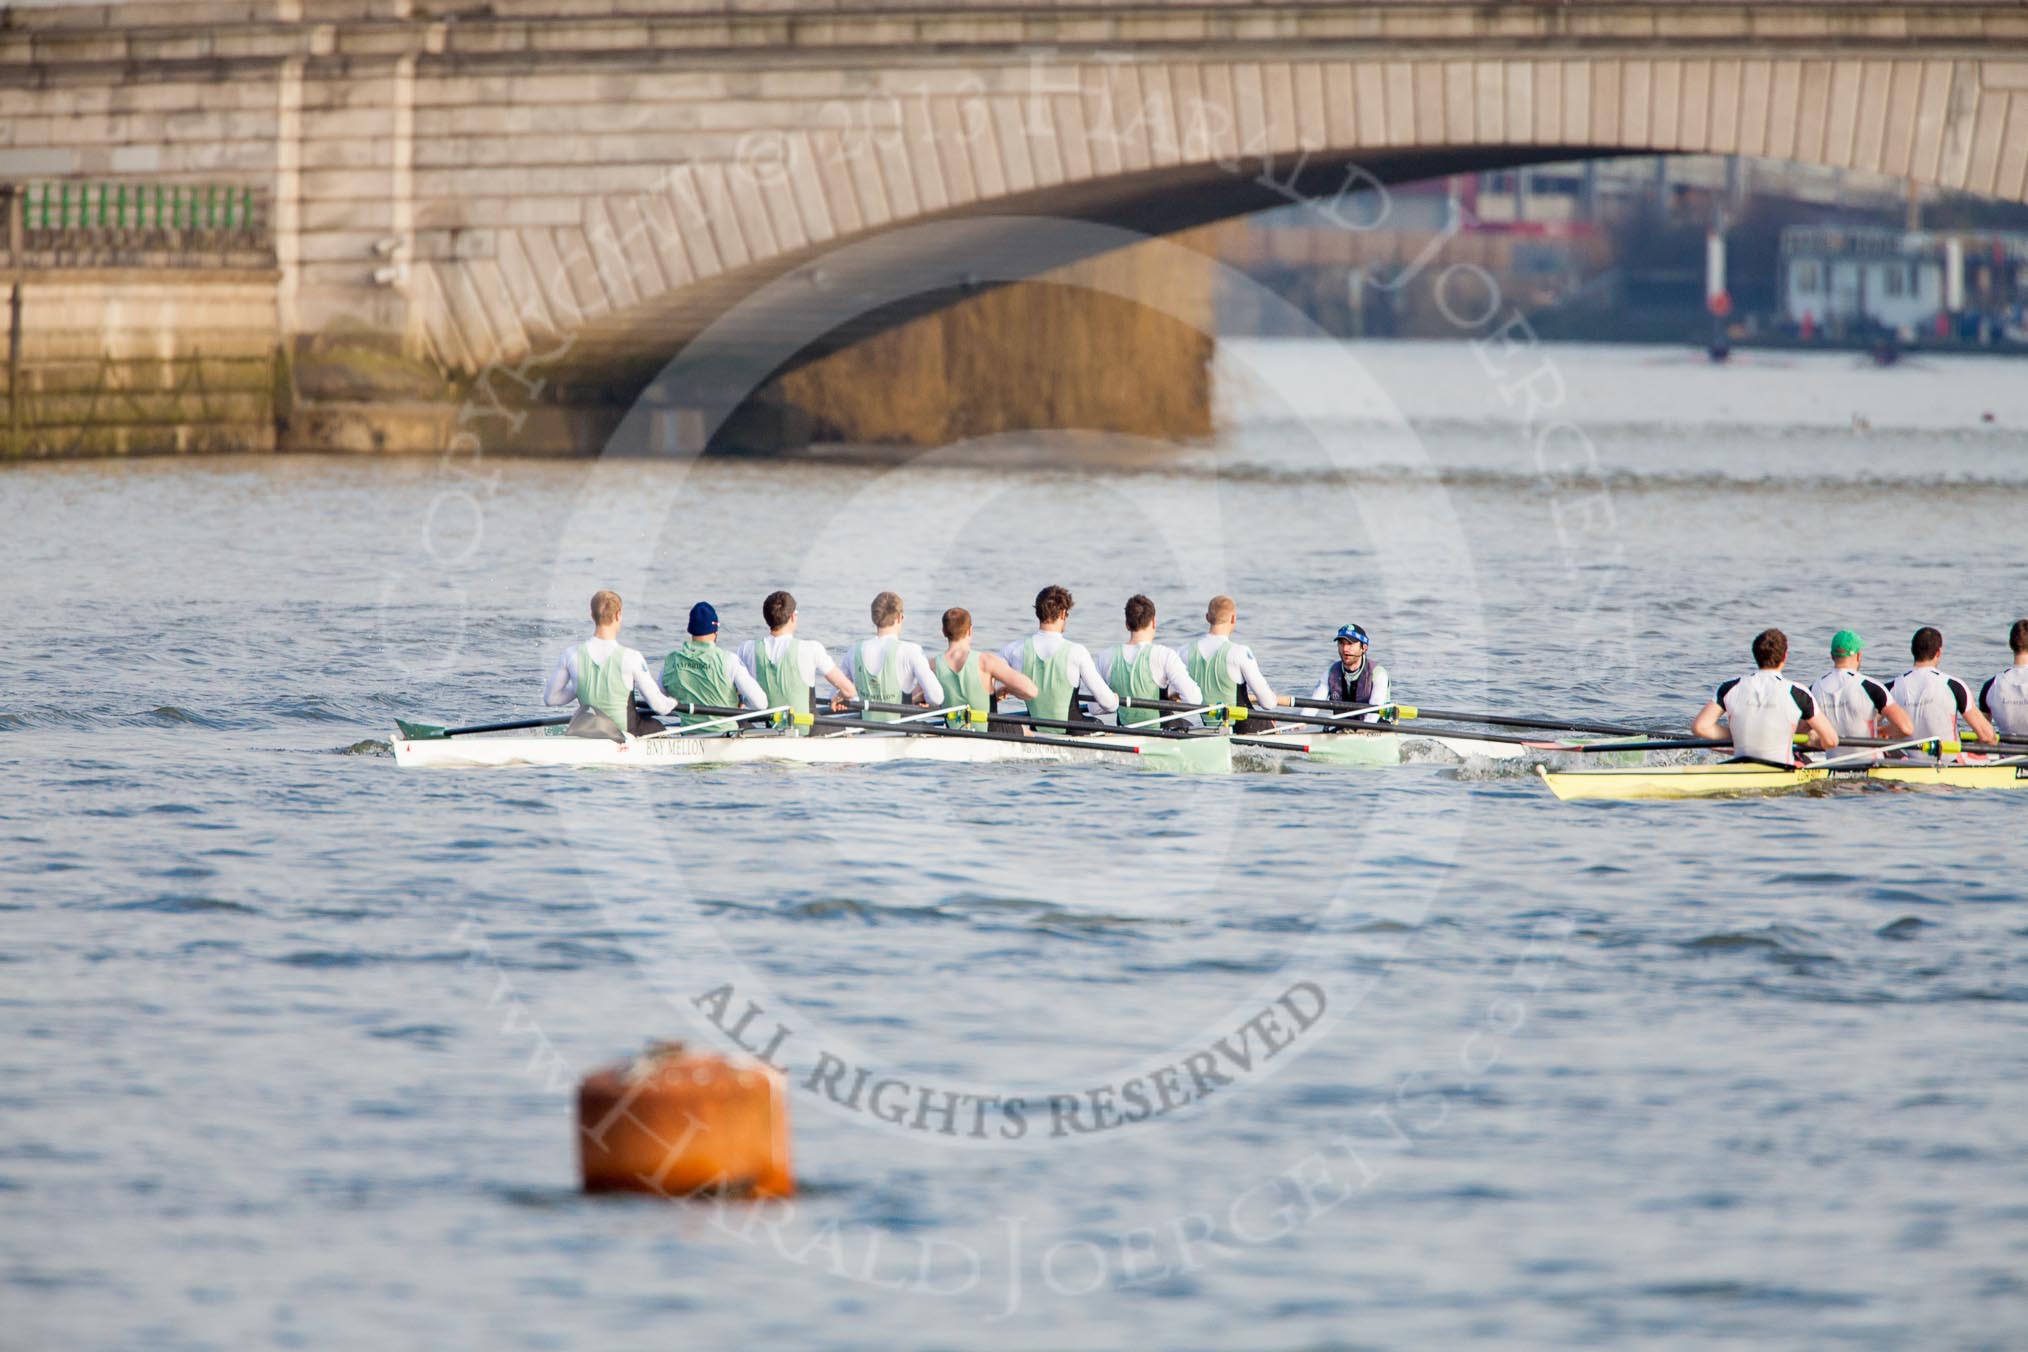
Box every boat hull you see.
[1865,761,2028,790]
[390,727,1233,773]
[1538,759,2028,800]
[1537,762,1827,800]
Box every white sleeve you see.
[1157,647,1203,705]
[799,641,832,689]
[730,659,770,710]
[1362,665,1390,723]
[1073,645,1119,711]
[904,643,942,702]
[1310,673,1330,700]
[735,639,757,676]
[543,649,577,707]
[626,650,676,715]
[1232,645,1277,706]
[996,639,1023,670]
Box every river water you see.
[4,339,2026,1349]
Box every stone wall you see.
[2,271,279,457]
[775,238,1217,448]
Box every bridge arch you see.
[401,44,2028,385]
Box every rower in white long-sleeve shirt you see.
[542,589,677,738]
[1097,594,1201,726]
[848,591,943,723]
[996,585,1120,723]
[1181,595,1293,733]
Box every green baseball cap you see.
[1830,629,1865,657]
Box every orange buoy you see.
[577,1041,793,1198]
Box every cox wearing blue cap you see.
[660,601,769,727]
[1311,622,1391,722]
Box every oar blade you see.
[1132,733,1234,774]
[395,718,448,741]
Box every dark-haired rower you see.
[737,589,857,718]
[1978,618,2028,737]
[1889,626,1996,745]
[1096,594,1201,727]
[996,585,1120,724]
[1691,627,1838,764]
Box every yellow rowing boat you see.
[1536,760,2028,801]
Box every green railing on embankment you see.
[3,181,281,457]
[3,181,275,268]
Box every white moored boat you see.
[390,725,1235,773]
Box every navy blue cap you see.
[687,601,720,636]
[1335,624,1370,645]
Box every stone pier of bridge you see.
[3,1,2027,455]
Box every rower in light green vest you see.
[737,591,860,734]
[851,635,906,723]
[849,590,944,724]
[1106,645,1162,726]
[576,641,635,728]
[999,585,1122,726]
[932,606,1036,722]
[1101,593,1205,727]
[660,601,769,728]
[1021,635,1078,723]
[1184,636,1239,708]
[1181,594,1292,733]
[544,589,677,737]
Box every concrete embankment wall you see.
[775,241,1215,449]
[2,270,279,458]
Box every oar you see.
[395,715,572,740]
[1113,696,1406,736]
[1812,736,1966,771]
[1291,697,1667,739]
[1112,696,1250,721]
[991,709,1222,741]
[1569,736,1735,754]
[834,699,977,723]
[1827,732,2026,752]
[643,704,809,738]
[803,714,1142,756]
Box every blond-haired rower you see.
[1179,594,1294,733]
[542,589,676,738]
[846,591,944,723]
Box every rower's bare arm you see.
[1965,705,1998,743]
[825,665,858,704]
[1881,702,1915,737]
[983,653,1038,700]
[1691,702,1724,740]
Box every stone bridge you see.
[4,0,2027,447]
